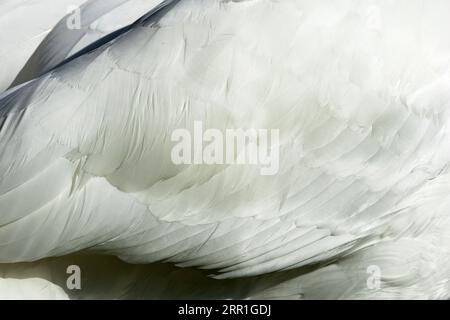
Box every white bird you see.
[2,0,450,299]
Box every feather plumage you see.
[2,0,450,299]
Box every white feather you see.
[2,0,450,299]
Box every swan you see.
[1,0,450,299]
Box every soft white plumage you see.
[2,0,450,299]
[0,0,86,91]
